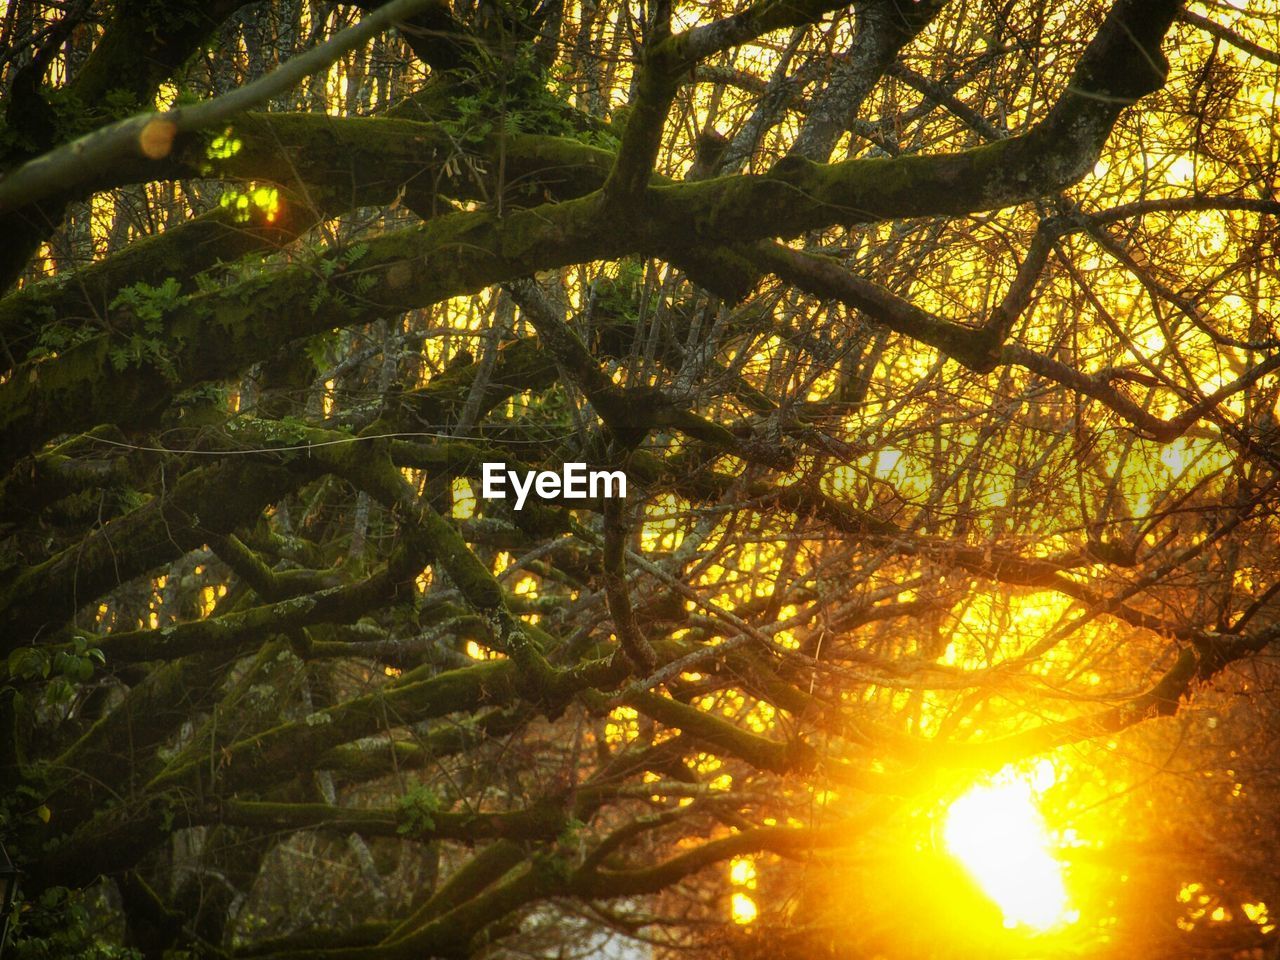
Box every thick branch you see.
[0,0,442,216]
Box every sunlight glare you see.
[944,763,1074,931]
[731,892,758,925]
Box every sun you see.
[943,762,1075,931]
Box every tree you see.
[2,0,1279,956]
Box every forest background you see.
[1,0,1280,957]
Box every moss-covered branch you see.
[216,796,569,843]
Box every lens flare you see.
[944,763,1074,931]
